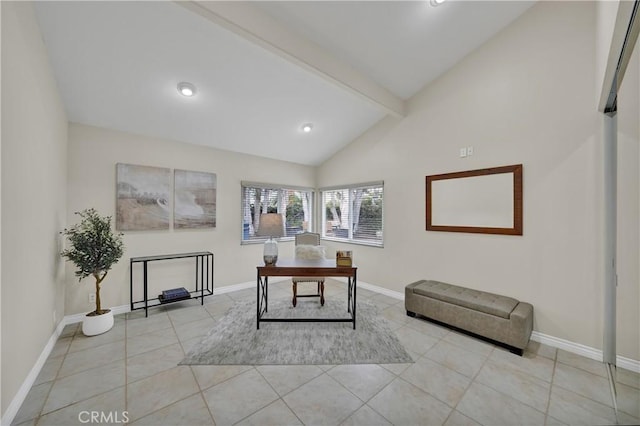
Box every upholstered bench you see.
[405,280,533,355]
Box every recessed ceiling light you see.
[302,123,313,133]
[430,0,446,6]
[177,82,196,97]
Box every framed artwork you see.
[116,163,171,231]
[426,164,523,235]
[174,169,217,229]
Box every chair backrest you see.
[295,232,320,246]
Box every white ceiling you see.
[34,1,535,166]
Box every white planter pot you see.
[82,310,114,336]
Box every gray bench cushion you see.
[411,280,519,319]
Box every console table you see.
[256,259,357,329]
[130,251,214,317]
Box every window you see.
[241,182,314,243]
[321,182,383,246]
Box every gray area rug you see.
[180,298,414,365]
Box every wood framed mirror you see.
[426,164,523,235]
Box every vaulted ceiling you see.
[34,1,535,166]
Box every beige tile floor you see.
[12,279,640,426]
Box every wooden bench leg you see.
[320,281,325,306]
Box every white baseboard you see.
[5,279,639,426]
[63,305,131,324]
[617,355,640,373]
[357,280,404,300]
[329,277,404,301]
[213,281,254,294]
[531,331,640,373]
[212,277,289,295]
[1,319,66,426]
[63,279,291,323]
[355,281,640,373]
[531,331,603,360]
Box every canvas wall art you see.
[174,169,217,229]
[116,163,171,231]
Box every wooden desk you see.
[256,259,357,329]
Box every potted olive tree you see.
[61,209,124,336]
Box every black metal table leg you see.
[265,276,268,313]
[352,271,357,329]
[256,270,260,330]
[256,263,357,329]
[143,261,148,317]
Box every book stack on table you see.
[336,250,353,267]
[158,287,191,304]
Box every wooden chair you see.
[292,232,325,307]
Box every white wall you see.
[66,123,315,315]
[616,38,639,361]
[595,0,621,106]
[2,8,637,423]
[318,2,622,354]
[1,1,68,416]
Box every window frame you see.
[319,181,384,247]
[240,181,315,245]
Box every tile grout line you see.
[126,305,202,423]
[467,352,551,420]
[443,345,496,425]
[249,366,307,426]
[235,290,398,425]
[195,389,217,426]
[383,325,453,419]
[350,368,407,426]
[171,303,218,425]
[416,322,562,422]
[186,298,261,424]
[30,328,74,425]
[544,348,559,425]
[28,288,635,426]
[33,325,127,425]
[319,366,371,425]
[38,325,83,423]
[124,312,129,424]
[551,361,634,420]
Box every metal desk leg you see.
[352,271,357,329]
[256,273,270,330]
[199,255,204,305]
[129,260,133,312]
[143,261,148,318]
[256,270,260,330]
[265,276,268,313]
[347,277,352,313]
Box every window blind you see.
[321,182,384,246]
[241,182,314,242]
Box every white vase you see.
[263,236,278,265]
[82,310,114,336]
